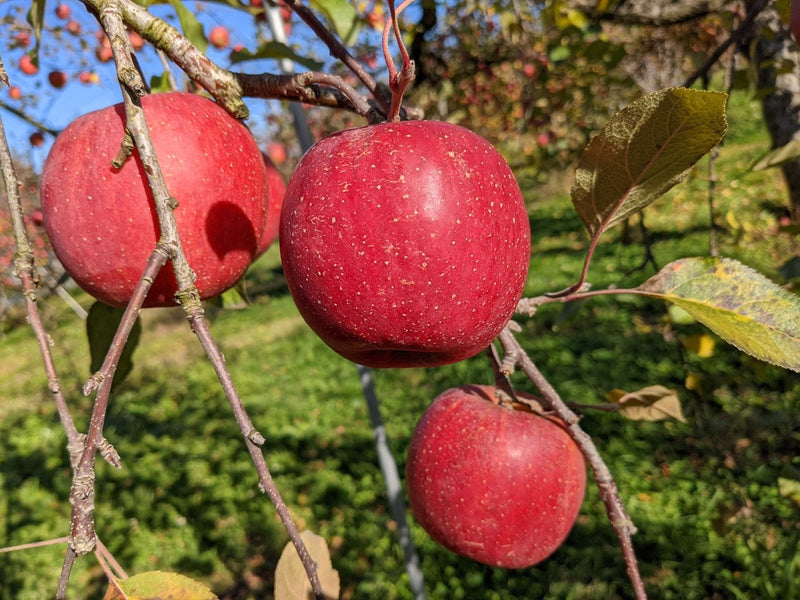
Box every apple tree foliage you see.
[0,0,799,598]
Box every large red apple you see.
[405,385,587,568]
[279,120,530,368]
[41,92,269,308]
[256,154,286,257]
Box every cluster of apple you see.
[10,1,101,143]
[41,91,586,569]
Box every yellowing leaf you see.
[638,257,800,372]
[571,88,727,239]
[778,478,800,507]
[682,333,716,358]
[685,372,703,392]
[615,385,686,423]
[275,530,340,600]
[605,388,627,402]
[102,571,217,600]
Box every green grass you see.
[1,90,800,599]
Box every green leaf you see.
[638,257,800,373]
[308,0,359,44]
[102,571,218,599]
[87,302,142,389]
[570,88,727,239]
[752,139,800,170]
[230,42,324,71]
[149,71,174,94]
[166,0,207,54]
[615,385,687,423]
[26,0,46,60]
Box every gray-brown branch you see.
[497,327,648,600]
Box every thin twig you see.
[280,0,390,113]
[0,103,85,465]
[189,315,324,600]
[498,327,648,600]
[0,99,61,136]
[60,3,178,595]
[73,2,325,597]
[682,0,769,89]
[0,536,70,554]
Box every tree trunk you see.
[750,4,800,221]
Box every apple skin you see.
[279,120,530,368]
[256,154,287,257]
[405,385,587,568]
[41,92,269,308]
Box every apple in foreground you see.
[405,385,587,568]
[279,120,530,368]
[41,92,269,307]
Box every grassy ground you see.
[1,90,799,599]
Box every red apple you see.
[48,70,68,89]
[96,43,113,63]
[128,30,145,50]
[29,132,45,147]
[29,209,45,227]
[14,31,31,48]
[405,385,587,568]
[266,141,287,165]
[537,131,552,148]
[55,3,71,19]
[19,55,38,75]
[522,62,537,79]
[209,25,230,49]
[8,86,22,100]
[65,20,82,34]
[78,71,99,84]
[256,154,286,257]
[40,92,269,308]
[365,9,384,30]
[279,120,530,368]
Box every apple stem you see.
[382,0,417,121]
[498,327,649,600]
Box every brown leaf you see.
[275,530,340,600]
[615,385,687,423]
